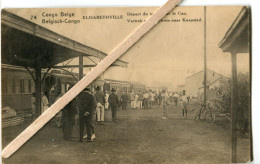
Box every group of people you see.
[31,85,121,142]
[129,90,188,110]
[161,90,190,120]
[31,86,190,142]
[130,90,157,110]
[115,89,190,120]
[62,86,120,142]
[112,89,191,116]
[61,87,190,142]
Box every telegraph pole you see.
[203,6,207,105]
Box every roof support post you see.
[79,56,83,80]
[231,52,238,163]
[35,64,42,117]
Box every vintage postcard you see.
[1,6,251,163]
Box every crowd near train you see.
[1,64,147,113]
[2,64,190,141]
[1,64,188,117]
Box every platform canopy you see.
[219,6,250,54]
[1,9,128,69]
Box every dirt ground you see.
[2,101,251,164]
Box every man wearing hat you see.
[78,87,96,142]
[108,88,119,122]
[94,86,105,125]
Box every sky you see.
[8,6,250,90]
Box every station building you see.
[185,69,227,98]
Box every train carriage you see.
[1,64,35,112]
[130,83,146,94]
[1,64,105,112]
[1,64,146,115]
[103,79,131,95]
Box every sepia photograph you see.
[1,6,251,164]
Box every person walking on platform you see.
[62,87,77,140]
[78,87,96,142]
[108,88,119,122]
[95,86,106,125]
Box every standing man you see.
[108,88,119,122]
[78,87,96,142]
[173,92,179,106]
[130,91,135,109]
[148,91,152,109]
[154,92,158,107]
[134,93,139,109]
[138,91,143,109]
[151,91,155,107]
[169,92,173,102]
[121,91,128,110]
[95,86,105,125]
[105,90,109,110]
[180,90,188,119]
[158,91,162,107]
[161,90,169,120]
[127,91,131,108]
[62,87,77,140]
[187,95,190,103]
[41,92,49,114]
[143,91,149,110]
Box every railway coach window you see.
[1,77,15,94]
[14,78,20,93]
[20,79,25,93]
[19,79,32,94]
[2,77,8,93]
[8,78,15,94]
[25,79,31,93]
[31,80,35,93]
